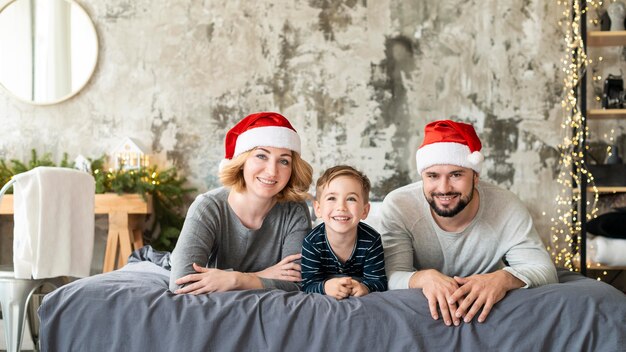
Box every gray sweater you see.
[169,187,311,292]
[380,180,558,290]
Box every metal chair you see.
[0,167,95,351]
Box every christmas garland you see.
[0,150,195,251]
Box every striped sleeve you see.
[300,229,327,294]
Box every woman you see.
[169,112,313,293]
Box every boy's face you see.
[314,175,370,237]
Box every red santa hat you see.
[415,120,484,174]
[220,112,301,169]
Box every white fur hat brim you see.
[416,142,484,174]
[233,126,301,158]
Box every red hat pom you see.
[467,151,484,165]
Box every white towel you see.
[12,167,95,279]
[588,236,626,266]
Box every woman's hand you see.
[254,253,302,282]
[174,263,243,295]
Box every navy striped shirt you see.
[301,222,387,294]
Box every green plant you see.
[1,150,195,251]
[0,150,71,190]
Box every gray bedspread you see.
[39,262,626,351]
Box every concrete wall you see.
[0,0,585,245]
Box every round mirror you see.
[0,0,98,105]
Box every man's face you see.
[422,165,477,218]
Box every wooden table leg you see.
[129,214,145,251]
[103,212,146,272]
[103,219,120,273]
[103,212,131,272]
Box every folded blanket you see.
[588,236,626,266]
[13,167,95,279]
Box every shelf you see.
[573,258,626,271]
[587,109,626,119]
[587,31,626,46]
[589,186,626,193]
[573,186,626,193]
[587,263,626,271]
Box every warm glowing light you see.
[551,0,600,273]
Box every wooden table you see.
[0,193,152,272]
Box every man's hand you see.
[409,269,461,326]
[254,254,302,282]
[448,270,524,323]
[324,277,353,300]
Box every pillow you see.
[587,212,626,239]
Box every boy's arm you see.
[300,237,327,294]
[360,235,388,292]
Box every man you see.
[380,120,557,327]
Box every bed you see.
[39,261,626,351]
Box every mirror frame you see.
[0,0,99,105]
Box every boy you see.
[301,165,387,299]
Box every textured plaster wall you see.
[0,0,572,245]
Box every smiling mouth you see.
[437,195,457,201]
[332,216,351,221]
[257,177,278,185]
[432,193,461,203]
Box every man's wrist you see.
[499,270,525,290]
[409,269,433,289]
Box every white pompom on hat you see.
[219,112,301,170]
[415,119,484,174]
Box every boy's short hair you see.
[219,149,313,202]
[315,165,371,203]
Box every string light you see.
[551,0,601,274]
[604,129,616,157]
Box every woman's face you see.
[242,146,293,200]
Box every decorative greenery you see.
[0,150,73,186]
[0,150,195,251]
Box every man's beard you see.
[426,183,475,218]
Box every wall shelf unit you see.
[579,26,626,276]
